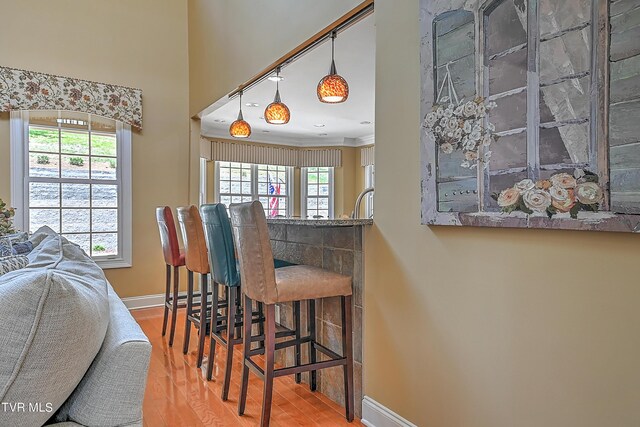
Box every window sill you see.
[95,258,132,269]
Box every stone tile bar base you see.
[267,222,365,418]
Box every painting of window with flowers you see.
[421,0,640,232]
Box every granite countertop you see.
[266,217,373,227]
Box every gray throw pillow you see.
[0,235,110,427]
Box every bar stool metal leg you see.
[261,304,276,427]
[206,282,220,381]
[183,270,194,354]
[238,294,252,416]
[294,301,302,384]
[162,264,171,336]
[169,265,180,347]
[308,299,317,391]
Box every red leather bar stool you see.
[230,201,355,427]
[176,205,212,368]
[155,206,186,347]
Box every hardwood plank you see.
[132,307,364,427]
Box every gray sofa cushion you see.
[0,235,110,427]
[54,284,151,427]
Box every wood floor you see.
[133,307,364,427]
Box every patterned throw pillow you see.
[0,237,12,257]
[0,255,29,276]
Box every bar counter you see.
[266,218,370,417]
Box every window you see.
[302,167,334,219]
[365,164,375,218]
[482,0,595,209]
[10,110,132,268]
[216,162,293,217]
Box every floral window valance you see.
[0,66,143,129]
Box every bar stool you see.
[155,206,186,347]
[176,205,212,368]
[230,201,354,426]
[201,203,300,401]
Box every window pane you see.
[319,185,330,196]
[63,233,91,254]
[62,209,90,233]
[29,127,59,153]
[230,182,241,193]
[92,233,118,257]
[91,157,117,180]
[30,182,60,208]
[258,169,267,181]
[62,184,90,207]
[307,198,318,209]
[220,196,231,206]
[61,155,89,179]
[540,123,589,165]
[242,181,252,195]
[318,198,329,209]
[61,131,89,155]
[540,28,591,83]
[92,209,118,232]
[308,171,318,184]
[30,209,60,233]
[92,184,118,208]
[317,210,329,218]
[488,91,527,132]
[540,76,590,123]
[29,153,60,178]
[231,168,241,180]
[220,181,231,193]
[489,132,527,170]
[487,0,528,56]
[539,0,591,37]
[489,48,527,95]
[308,185,318,196]
[219,167,231,180]
[91,133,117,157]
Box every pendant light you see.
[317,31,349,103]
[264,67,290,124]
[229,90,251,138]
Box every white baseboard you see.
[122,293,166,310]
[361,396,417,427]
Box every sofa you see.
[0,227,151,427]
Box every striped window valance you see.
[360,146,374,166]
[201,139,342,168]
[0,66,143,129]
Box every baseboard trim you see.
[361,396,417,427]
[122,293,166,310]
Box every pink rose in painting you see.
[552,189,576,213]
[523,189,552,213]
[497,187,520,208]
[550,173,577,189]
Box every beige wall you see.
[367,0,640,426]
[0,0,191,298]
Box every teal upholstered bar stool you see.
[200,203,299,401]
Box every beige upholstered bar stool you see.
[230,201,355,427]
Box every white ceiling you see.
[200,14,375,147]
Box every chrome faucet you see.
[352,187,374,219]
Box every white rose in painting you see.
[435,126,442,134]
[440,142,454,154]
[550,173,577,189]
[523,189,552,212]
[463,120,473,134]
[575,182,603,205]
[447,131,454,138]
[482,134,492,146]
[437,107,444,118]
[514,178,535,193]
[497,187,520,208]
[464,137,476,151]
[470,129,481,141]
[463,101,476,117]
[487,122,496,132]
[549,186,569,201]
[454,128,463,139]
[425,112,438,127]
[443,107,453,118]
[446,117,459,131]
[476,103,487,117]
[454,105,464,115]
[487,101,498,109]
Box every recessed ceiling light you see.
[259,116,265,120]
[213,119,226,123]
[313,124,325,128]
[318,133,328,136]
[360,121,372,125]
[268,75,284,82]
[245,102,260,107]
[262,130,270,133]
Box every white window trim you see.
[301,167,335,219]
[364,164,375,219]
[214,162,294,217]
[10,111,132,269]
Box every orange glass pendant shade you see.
[265,68,290,125]
[317,70,349,103]
[317,32,349,104]
[229,91,251,138]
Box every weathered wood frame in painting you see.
[420,0,640,232]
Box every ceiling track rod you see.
[227,0,374,100]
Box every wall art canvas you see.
[420,0,640,232]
